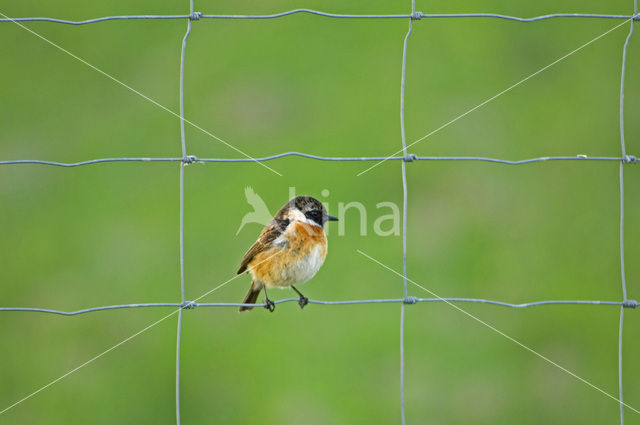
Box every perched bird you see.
[237,196,338,312]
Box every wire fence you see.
[2,10,640,24]
[0,4,638,425]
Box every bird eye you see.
[305,210,322,223]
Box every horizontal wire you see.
[413,13,637,22]
[0,154,635,167]
[0,303,182,315]
[1,11,637,25]
[0,158,181,166]
[0,15,193,25]
[1,298,636,316]
[202,10,412,19]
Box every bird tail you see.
[239,281,262,312]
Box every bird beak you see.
[327,215,339,222]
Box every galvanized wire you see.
[1,297,636,315]
[0,154,634,167]
[617,3,636,423]
[398,2,416,423]
[1,10,637,24]
[0,6,638,425]
[176,0,195,423]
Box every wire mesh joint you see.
[622,155,637,164]
[403,153,418,162]
[403,296,419,305]
[622,300,638,309]
[411,12,423,20]
[633,13,640,21]
[189,12,202,21]
[182,155,199,165]
[181,301,197,309]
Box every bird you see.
[237,196,338,312]
[235,187,273,235]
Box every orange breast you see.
[248,222,327,288]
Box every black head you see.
[284,196,338,227]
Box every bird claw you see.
[264,299,276,312]
[298,296,309,309]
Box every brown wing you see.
[237,218,289,274]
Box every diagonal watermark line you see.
[357,249,640,415]
[357,18,632,177]
[0,309,179,415]
[0,249,282,415]
[0,10,282,177]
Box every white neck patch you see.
[288,208,322,228]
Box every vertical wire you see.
[177,1,194,424]
[400,301,406,425]
[179,9,193,159]
[399,2,415,424]
[180,163,186,304]
[617,5,635,425]
[177,164,185,425]
[176,308,184,425]
[179,1,194,303]
[400,22,413,301]
[618,306,625,425]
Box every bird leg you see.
[291,286,309,309]
[263,287,275,312]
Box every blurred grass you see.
[0,0,639,424]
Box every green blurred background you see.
[1,0,639,423]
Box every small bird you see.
[237,196,338,312]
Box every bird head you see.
[281,196,338,228]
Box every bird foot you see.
[264,298,276,312]
[298,296,309,309]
